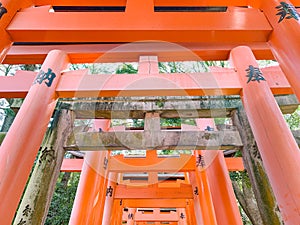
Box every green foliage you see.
[161,150,173,155]
[116,63,138,74]
[45,172,80,225]
[234,150,242,157]
[155,98,166,108]
[181,119,196,126]
[160,118,181,127]
[0,64,13,76]
[204,60,228,68]
[158,61,229,73]
[159,150,192,155]
[214,118,225,125]
[132,119,144,127]
[70,64,88,71]
[214,117,230,125]
[19,64,41,71]
[0,132,5,144]
[158,62,187,73]
[230,171,252,190]
[284,106,300,130]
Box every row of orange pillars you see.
[67,117,243,225]
[0,46,299,224]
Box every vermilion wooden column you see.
[0,50,69,225]
[196,119,242,225]
[111,199,124,225]
[185,200,197,225]
[205,151,243,225]
[260,0,300,100]
[188,171,204,223]
[230,46,300,224]
[182,123,217,225]
[69,120,111,225]
[90,151,110,224]
[102,172,118,224]
[0,0,32,62]
[192,158,218,225]
[195,118,242,225]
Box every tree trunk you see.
[0,98,18,132]
[0,108,15,132]
[232,108,284,225]
[61,171,71,189]
[1,98,24,132]
[13,103,75,225]
[232,178,263,225]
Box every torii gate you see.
[0,0,300,224]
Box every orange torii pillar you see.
[102,172,118,224]
[196,119,243,225]
[194,147,218,225]
[102,126,125,225]
[182,123,217,225]
[206,151,243,225]
[260,0,300,100]
[0,0,32,62]
[111,174,124,225]
[185,200,196,225]
[230,46,300,224]
[69,120,111,225]
[190,151,218,225]
[0,50,69,225]
[111,199,124,225]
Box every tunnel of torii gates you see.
[1,0,300,224]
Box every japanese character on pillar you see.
[120,199,123,206]
[103,157,108,170]
[245,65,266,83]
[196,154,205,168]
[128,213,134,220]
[16,204,32,225]
[194,186,199,196]
[180,212,185,219]
[38,147,55,164]
[106,186,113,197]
[22,205,32,217]
[276,2,300,23]
[0,3,7,19]
[33,68,56,87]
[16,218,26,225]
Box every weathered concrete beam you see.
[2,129,300,148]
[69,95,298,119]
[65,130,243,151]
[6,95,299,118]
